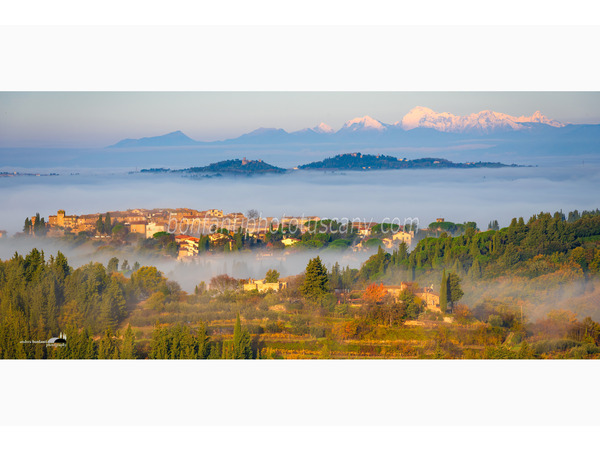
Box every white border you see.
[2,5,600,441]
[1,26,600,90]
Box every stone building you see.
[243,278,287,293]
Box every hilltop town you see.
[20,207,419,260]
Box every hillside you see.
[181,158,286,175]
[4,207,600,359]
[299,153,516,171]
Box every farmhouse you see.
[243,278,288,293]
[381,282,441,312]
[391,230,414,247]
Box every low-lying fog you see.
[1,162,599,235]
[0,237,375,292]
[1,158,599,293]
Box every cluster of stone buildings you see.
[352,229,414,251]
[40,207,417,260]
[377,282,441,312]
[46,209,165,237]
[44,208,232,238]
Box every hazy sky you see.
[1,92,600,147]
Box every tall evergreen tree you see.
[96,215,104,234]
[300,256,330,304]
[468,258,482,279]
[232,313,253,359]
[100,278,126,330]
[439,269,448,313]
[447,272,464,311]
[121,324,137,359]
[107,257,119,273]
[23,217,32,234]
[53,251,71,280]
[104,212,112,235]
[97,328,117,359]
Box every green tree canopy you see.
[300,256,330,304]
[265,269,280,283]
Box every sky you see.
[1,92,600,148]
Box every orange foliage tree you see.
[363,283,388,303]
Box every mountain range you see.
[108,106,594,149]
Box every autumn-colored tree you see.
[453,303,472,323]
[538,309,579,338]
[363,283,388,303]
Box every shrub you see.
[570,343,600,359]
[289,316,310,336]
[533,339,581,355]
[309,326,327,339]
[265,320,282,334]
[246,324,264,335]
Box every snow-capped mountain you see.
[294,122,335,135]
[513,110,564,128]
[109,107,585,150]
[312,122,334,134]
[399,106,565,133]
[339,115,388,132]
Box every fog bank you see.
[1,163,599,235]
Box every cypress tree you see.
[232,313,252,359]
[439,269,448,313]
[447,272,464,311]
[208,341,222,359]
[83,328,96,359]
[23,217,32,234]
[97,328,116,359]
[33,213,42,235]
[121,324,136,359]
[96,215,104,234]
[105,212,112,235]
[469,258,482,279]
[451,259,464,277]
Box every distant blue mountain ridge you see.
[107,114,600,151]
